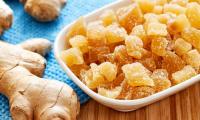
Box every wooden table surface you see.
[78,83,200,120]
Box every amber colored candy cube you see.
[162,51,186,75]
[114,45,133,66]
[117,3,144,33]
[163,4,186,15]
[69,35,89,54]
[131,25,149,48]
[98,62,117,82]
[98,53,115,63]
[125,35,144,59]
[65,17,87,44]
[172,65,197,85]
[122,62,155,87]
[61,48,84,67]
[87,21,107,47]
[182,49,200,69]
[138,57,157,72]
[88,46,110,63]
[134,0,155,13]
[181,27,200,52]
[151,69,171,92]
[170,0,188,7]
[168,14,190,34]
[151,37,169,56]
[100,9,118,26]
[106,24,127,44]
[186,2,200,29]
[153,5,163,14]
[146,22,168,36]
[174,38,192,56]
[158,13,176,24]
[98,86,122,99]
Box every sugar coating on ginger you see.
[61,0,200,100]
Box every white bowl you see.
[54,0,200,112]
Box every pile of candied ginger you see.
[61,0,200,100]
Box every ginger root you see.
[20,0,66,22]
[0,0,13,35]
[0,39,80,120]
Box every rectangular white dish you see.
[54,0,200,111]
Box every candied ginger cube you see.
[181,27,200,52]
[131,86,155,99]
[186,3,200,29]
[100,9,118,26]
[98,62,117,82]
[138,56,157,72]
[114,45,133,65]
[117,4,144,33]
[146,22,168,36]
[182,49,200,69]
[134,0,155,13]
[170,0,188,7]
[162,51,186,75]
[163,4,186,15]
[156,0,168,5]
[131,25,149,48]
[87,21,107,47]
[98,53,115,63]
[122,62,155,87]
[158,13,176,24]
[106,24,127,44]
[151,69,171,92]
[172,65,197,84]
[174,38,192,56]
[168,14,190,34]
[125,35,144,59]
[66,17,87,42]
[88,46,110,63]
[144,13,159,23]
[153,5,163,14]
[69,35,89,54]
[61,48,84,67]
[151,37,169,56]
[98,87,122,99]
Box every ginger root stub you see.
[0,39,79,120]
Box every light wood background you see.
[78,83,200,120]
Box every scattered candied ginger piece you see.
[151,37,169,56]
[146,22,168,36]
[138,56,157,72]
[100,9,118,26]
[157,13,176,24]
[98,87,122,99]
[151,69,171,92]
[167,14,190,34]
[88,46,110,63]
[125,35,144,59]
[131,25,149,48]
[87,21,107,47]
[162,51,186,75]
[182,49,200,70]
[186,2,200,29]
[134,0,156,13]
[98,62,117,82]
[66,17,86,42]
[69,35,89,54]
[81,62,117,89]
[122,62,155,87]
[114,45,133,66]
[131,86,155,99]
[106,23,127,44]
[172,65,197,85]
[117,3,144,33]
[174,38,192,56]
[181,27,200,52]
[163,4,186,15]
[61,48,84,67]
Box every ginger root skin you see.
[0,39,80,120]
[0,0,13,35]
[21,0,66,22]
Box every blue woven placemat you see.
[0,0,114,119]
